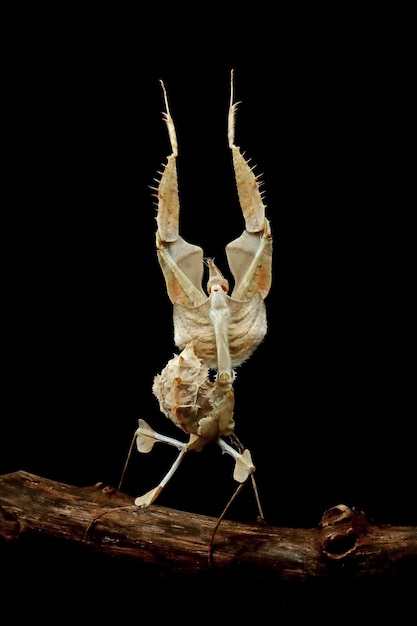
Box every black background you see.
[2,9,415,617]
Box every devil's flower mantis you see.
[123,70,272,534]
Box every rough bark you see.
[1,470,416,583]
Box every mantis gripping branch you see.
[123,71,273,543]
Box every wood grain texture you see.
[1,470,416,584]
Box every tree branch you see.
[1,471,416,583]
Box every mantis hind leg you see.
[229,432,266,522]
[208,432,267,564]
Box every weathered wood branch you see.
[1,471,416,583]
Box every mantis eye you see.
[207,277,230,295]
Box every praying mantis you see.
[120,70,273,546]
